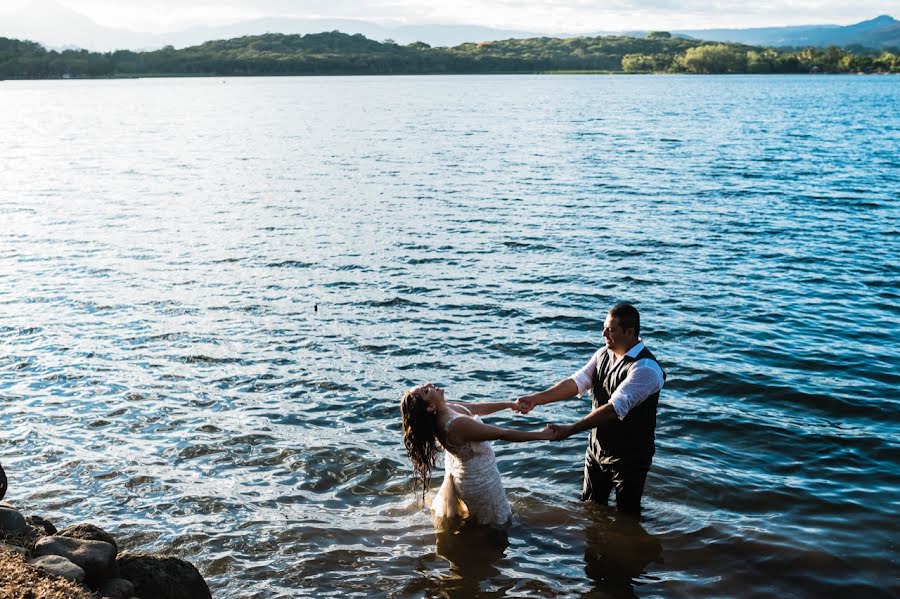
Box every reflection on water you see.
[581,508,663,598]
[412,503,664,599]
[433,525,510,598]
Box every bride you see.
[401,382,554,529]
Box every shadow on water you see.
[580,509,663,599]
[432,525,510,597]
[400,503,663,599]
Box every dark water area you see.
[0,74,898,597]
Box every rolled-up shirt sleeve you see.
[569,349,603,395]
[608,359,665,420]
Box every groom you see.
[515,303,665,516]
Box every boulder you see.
[98,577,137,599]
[117,552,211,599]
[27,514,59,535]
[1,549,93,597]
[33,535,118,586]
[0,505,27,532]
[58,522,117,550]
[0,541,27,555]
[29,554,86,584]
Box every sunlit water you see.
[1,74,898,597]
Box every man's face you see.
[602,314,636,354]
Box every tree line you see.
[1,31,898,79]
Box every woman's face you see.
[413,383,444,411]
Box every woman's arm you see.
[450,401,516,417]
[447,416,554,444]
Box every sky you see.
[0,0,896,33]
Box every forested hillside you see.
[1,31,898,78]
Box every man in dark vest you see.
[515,303,665,516]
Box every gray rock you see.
[27,514,58,535]
[0,541,27,555]
[33,535,118,586]
[0,506,26,532]
[98,577,136,599]
[29,554,87,583]
[117,551,211,599]
[58,522,117,550]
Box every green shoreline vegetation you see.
[1,30,898,79]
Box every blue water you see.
[0,74,898,597]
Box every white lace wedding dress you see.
[431,411,512,529]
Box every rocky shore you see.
[0,464,212,599]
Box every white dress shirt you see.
[569,340,665,420]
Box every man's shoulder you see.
[633,349,666,381]
[634,343,659,362]
[593,347,611,366]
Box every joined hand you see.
[546,423,575,441]
[514,396,537,414]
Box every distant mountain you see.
[0,1,896,51]
[0,0,158,50]
[674,15,900,49]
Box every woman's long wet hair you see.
[401,388,441,504]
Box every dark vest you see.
[589,346,664,465]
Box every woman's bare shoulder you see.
[447,403,473,416]
[436,407,468,442]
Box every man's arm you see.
[552,359,664,440]
[550,402,618,440]
[515,378,580,414]
[607,360,665,419]
[516,349,601,414]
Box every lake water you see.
[1,74,898,597]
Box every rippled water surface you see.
[1,75,898,597]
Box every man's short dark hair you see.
[609,302,640,336]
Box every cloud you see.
[378,0,897,30]
[27,0,900,32]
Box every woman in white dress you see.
[401,382,554,529]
